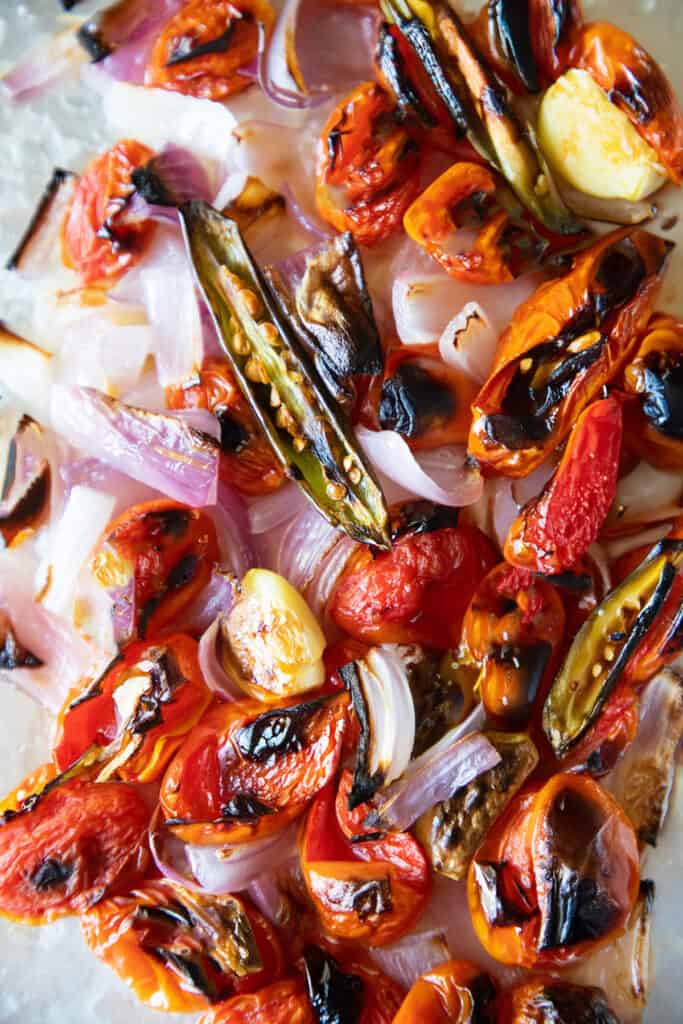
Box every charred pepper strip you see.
[543,539,683,758]
[179,201,390,548]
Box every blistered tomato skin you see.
[53,634,211,783]
[161,693,349,845]
[82,882,283,1013]
[316,82,423,246]
[301,774,431,947]
[0,778,150,924]
[166,358,285,495]
[392,960,497,1024]
[145,0,275,101]
[329,525,498,649]
[505,397,623,575]
[61,139,155,286]
[199,979,315,1024]
[499,978,620,1023]
[468,773,639,969]
[91,500,219,643]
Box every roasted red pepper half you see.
[392,959,498,1024]
[543,538,683,757]
[61,139,155,287]
[315,82,422,246]
[499,978,620,1024]
[571,21,683,184]
[468,228,672,476]
[167,357,285,495]
[0,773,150,924]
[467,772,639,968]
[461,563,565,727]
[200,979,315,1024]
[301,773,431,946]
[329,520,498,648]
[505,396,623,575]
[160,692,349,845]
[363,343,478,449]
[145,0,275,101]
[82,880,283,1012]
[622,314,683,470]
[91,499,219,644]
[53,634,211,784]
[300,944,405,1024]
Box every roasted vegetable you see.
[498,979,620,1024]
[53,635,211,784]
[82,881,283,1012]
[462,564,565,727]
[392,959,497,1024]
[161,693,349,844]
[416,731,538,880]
[505,396,622,575]
[623,315,683,469]
[0,612,42,671]
[180,200,390,548]
[489,0,540,93]
[145,0,275,101]
[469,228,672,476]
[302,945,404,1024]
[0,416,50,546]
[543,539,683,757]
[571,22,683,184]
[264,232,383,409]
[200,979,314,1024]
[382,0,581,235]
[468,773,639,967]
[6,168,77,275]
[315,82,423,247]
[78,0,145,61]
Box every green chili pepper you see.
[543,539,683,757]
[179,200,390,549]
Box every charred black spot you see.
[30,857,73,891]
[150,948,218,1002]
[397,17,470,136]
[491,642,551,723]
[339,663,385,810]
[484,411,552,449]
[77,22,111,61]
[327,127,348,173]
[155,507,191,538]
[303,946,364,1024]
[1,436,17,503]
[640,352,683,438]
[0,463,51,545]
[215,409,249,453]
[130,647,185,735]
[352,877,393,919]
[539,870,620,950]
[235,697,327,762]
[6,169,76,271]
[68,654,123,710]
[595,239,647,315]
[0,613,43,670]
[468,972,499,1024]
[376,23,435,125]
[481,84,508,117]
[472,862,535,927]
[389,501,459,541]
[220,794,274,820]
[609,66,655,126]
[166,553,199,592]
[136,901,194,930]
[131,163,178,207]
[166,24,236,66]
[491,0,539,92]
[520,981,620,1024]
[379,363,455,439]
[543,572,592,593]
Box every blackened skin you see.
[29,858,73,891]
[379,363,455,439]
[165,25,237,67]
[375,23,435,124]
[517,981,620,1024]
[216,410,249,453]
[641,354,683,438]
[0,613,43,670]
[235,697,328,762]
[150,948,218,1002]
[339,662,385,811]
[389,500,459,541]
[492,0,539,92]
[302,946,364,1024]
[220,794,274,820]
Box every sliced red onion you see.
[176,569,238,638]
[372,703,499,832]
[355,646,417,789]
[280,183,331,240]
[610,461,683,530]
[0,327,53,426]
[371,929,450,992]
[246,855,301,925]
[93,0,185,85]
[186,826,299,893]
[357,427,483,508]
[211,481,257,579]
[198,611,243,701]
[2,27,85,102]
[439,303,500,385]
[586,542,611,597]
[605,524,673,562]
[50,385,219,506]
[249,483,307,536]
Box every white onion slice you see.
[0,328,53,425]
[356,645,417,789]
[198,613,243,702]
[2,26,85,102]
[611,461,683,527]
[604,524,673,562]
[248,483,307,535]
[371,929,450,992]
[186,826,299,893]
[438,303,500,384]
[357,427,483,508]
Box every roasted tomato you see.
[145,0,275,101]
[468,229,671,476]
[91,500,219,643]
[499,978,620,1024]
[543,538,683,757]
[392,960,497,1024]
[623,315,683,469]
[301,774,431,946]
[0,775,150,924]
[61,139,155,287]
[364,344,478,450]
[558,677,640,776]
[82,880,283,1012]
[301,944,404,1024]
[53,634,211,783]
[461,564,565,728]
[315,82,422,246]
[330,521,498,649]
[505,397,623,575]
[571,22,683,184]
[161,692,349,844]
[200,978,315,1024]
[468,773,639,968]
[166,358,284,495]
